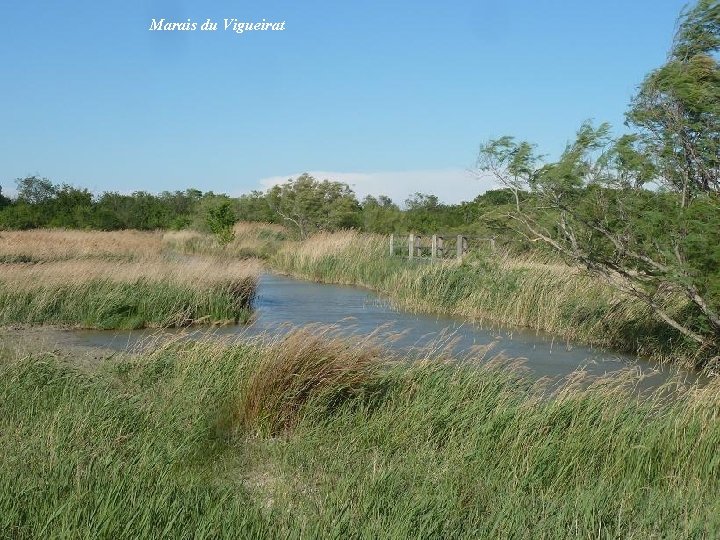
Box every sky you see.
[0,0,690,204]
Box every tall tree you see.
[628,0,720,203]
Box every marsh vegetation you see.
[1,329,718,538]
[0,229,258,329]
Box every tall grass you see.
[270,231,698,367]
[0,229,163,262]
[1,330,718,538]
[0,241,261,329]
[0,342,271,539]
[163,222,289,260]
[0,277,256,329]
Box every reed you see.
[0,330,717,538]
[239,327,382,435]
[0,277,256,329]
[0,229,163,262]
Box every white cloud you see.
[251,168,499,206]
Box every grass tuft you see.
[239,327,382,436]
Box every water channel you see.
[60,273,699,385]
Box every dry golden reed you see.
[163,222,289,259]
[0,258,262,289]
[0,229,163,261]
[0,229,262,329]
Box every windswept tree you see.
[628,0,720,203]
[476,1,720,366]
[475,137,540,212]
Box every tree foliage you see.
[475,0,720,365]
[265,174,361,238]
[0,178,231,231]
[206,200,237,245]
[360,195,401,233]
[0,187,9,210]
[0,174,518,239]
[628,0,720,200]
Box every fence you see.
[389,234,496,261]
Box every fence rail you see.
[389,234,495,261]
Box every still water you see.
[63,273,696,383]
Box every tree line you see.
[0,178,236,232]
[0,173,524,242]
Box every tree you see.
[159,189,204,229]
[475,1,720,366]
[0,176,58,228]
[206,200,237,245]
[475,138,540,211]
[47,184,93,228]
[479,121,720,364]
[16,176,56,205]
[627,0,720,203]
[237,190,276,223]
[360,195,401,233]
[266,174,361,238]
[401,193,443,232]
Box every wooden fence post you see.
[389,234,394,256]
[408,234,414,259]
[431,235,438,259]
[456,235,468,260]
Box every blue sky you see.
[0,0,689,203]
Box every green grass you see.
[0,277,256,329]
[1,330,718,538]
